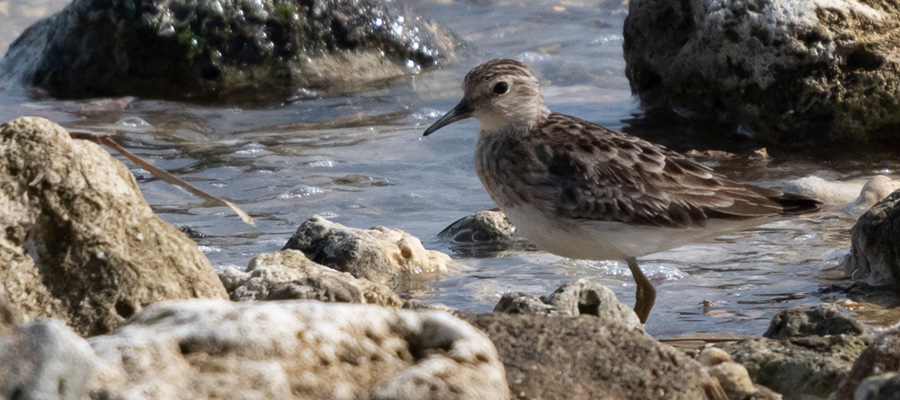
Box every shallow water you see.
[2,0,899,337]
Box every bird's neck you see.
[478,106,550,137]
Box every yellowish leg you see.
[626,256,656,324]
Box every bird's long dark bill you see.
[423,99,474,136]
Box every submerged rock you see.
[458,312,724,399]
[88,300,508,400]
[843,190,900,286]
[220,249,403,307]
[720,305,871,398]
[283,215,451,286]
[0,117,227,336]
[494,279,643,332]
[833,326,900,400]
[0,0,462,102]
[624,0,900,144]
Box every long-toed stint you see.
[423,59,821,323]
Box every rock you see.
[220,249,403,307]
[541,279,643,329]
[0,117,227,336]
[782,176,864,208]
[283,215,451,286]
[494,292,556,316]
[87,300,508,400]
[697,348,766,400]
[0,319,97,400]
[458,312,723,399]
[0,288,19,337]
[0,0,461,102]
[624,0,900,144]
[764,305,866,340]
[844,176,900,216]
[720,305,872,398]
[833,326,900,400]
[494,279,643,331]
[843,190,900,286]
[852,372,900,400]
[437,210,532,256]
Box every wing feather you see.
[504,114,821,228]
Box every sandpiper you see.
[423,59,821,323]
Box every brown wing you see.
[518,114,820,228]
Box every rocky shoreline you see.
[1,116,899,399]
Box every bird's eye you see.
[493,82,509,95]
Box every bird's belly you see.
[503,205,766,261]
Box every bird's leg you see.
[626,256,656,324]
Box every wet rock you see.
[0,0,461,102]
[624,0,900,144]
[843,190,900,286]
[833,326,900,400]
[720,305,871,398]
[220,249,403,307]
[494,292,556,316]
[764,305,866,340]
[852,372,900,400]
[0,319,97,400]
[782,176,864,209]
[494,279,643,331]
[437,210,532,256]
[283,215,451,286]
[458,312,723,399]
[87,300,508,400]
[844,176,900,216]
[0,117,227,336]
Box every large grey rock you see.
[283,215,451,286]
[458,312,724,399]
[624,0,900,144]
[494,279,643,332]
[843,190,900,286]
[0,117,227,336]
[0,0,461,102]
[0,319,97,400]
[87,300,508,400]
[720,305,871,398]
[833,326,900,400]
[220,249,403,307]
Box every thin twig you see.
[70,130,256,226]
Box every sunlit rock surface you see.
[697,348,777,400]
[843,190,900,285]
[0,117,227,336]
[0,0,462,102]
[283,215,451,286]
[624,0,900,144]
[87,300,508,400]
[220,249,403,307]
[494,279,644,332]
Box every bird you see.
[422,58,821,324]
